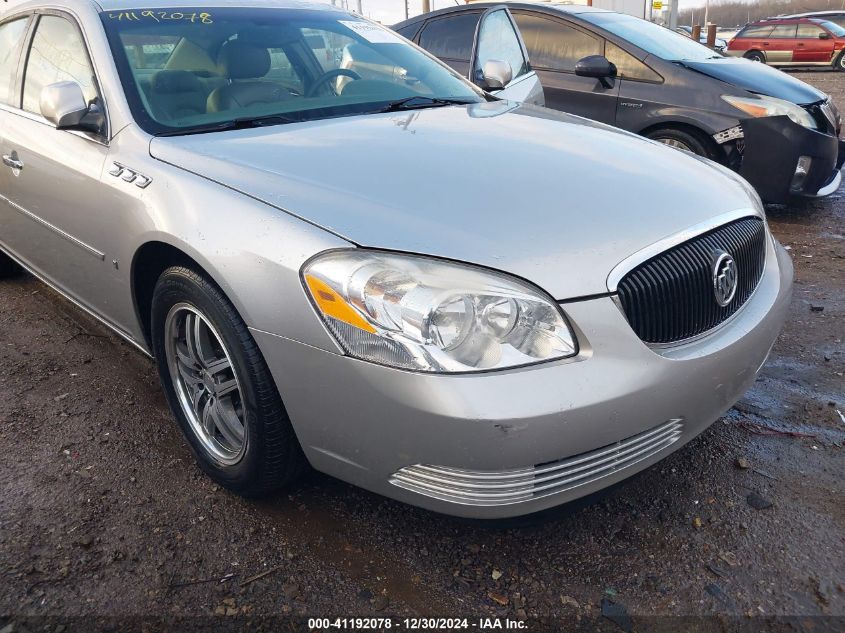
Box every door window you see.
[513,13,601,72]
[475,9,528,80]
[796,24,824,39]
[605,42,661,82]
[737,25,774,38]
[22,15,100,113]
[418,13,480,62]
[769,24,797,38]
[0,18,28,105]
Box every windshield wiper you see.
[375,96,477,113]
[156,114,300,137]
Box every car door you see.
[764,23,798,63]
[0,13,33,252]
[469,7,544,106]
[729,23,773,58]
[511,10,618,123]
[795,22,835,63]
[0,12,117,311]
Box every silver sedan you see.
[0,0,792,517]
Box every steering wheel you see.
[305,68,362,97]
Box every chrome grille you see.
[390,420,683,506]
[616,217,766,345]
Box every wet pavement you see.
[0,73,843,631]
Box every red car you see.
[727,17,845,70]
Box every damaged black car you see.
[395,2,845,204]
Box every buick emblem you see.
[712,251,738,307]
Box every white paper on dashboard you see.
[340,20,405,44]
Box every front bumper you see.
[739,115,844,203]
[252,240,793,519]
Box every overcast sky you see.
[317,0,715,24]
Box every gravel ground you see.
[1,72,843,632]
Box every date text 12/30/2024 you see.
[308,618,528,630]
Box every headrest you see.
[151,70,205,94]
[218,41,271,79]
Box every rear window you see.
[736,24,775,38]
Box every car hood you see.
[682,57,826,105]
[150,102,756,300]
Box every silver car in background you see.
[0,0,792,518]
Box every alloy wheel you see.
[655,138,693,152]
[164,303,246,465]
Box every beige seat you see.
[207,41,291,112]
[149,70,208,121]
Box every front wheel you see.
[151,266,306,496]
[645,128,713,159]
[745,51,766,64]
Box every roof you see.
[754,16,831,25]
[1,0,336,15]
[465,0,610,13]
[780,10,845,18]
[97,0,334,10]
[394,1,611,28]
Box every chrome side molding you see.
[0,192,105,261]
[0,243,151,358]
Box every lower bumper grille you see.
[390,420,684,506]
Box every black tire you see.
[835,51,845,72]
[745,51,766,64]
[645,127,714,160]
[0,250,23,279]
[151,266,306,496]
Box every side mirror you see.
[40,81,104,133]
[575,55,617,79]
[479,59,513,91]
[819,32,831,40]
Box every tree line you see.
[679,0,845,28]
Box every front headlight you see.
[302,250,577,373]
[722,94,817,129]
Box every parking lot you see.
[0,71,843,630]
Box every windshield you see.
[101,7,483,135]
[819,20,845,37]
[581,12,723,61]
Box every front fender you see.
[739,115,841,203]
[127,166,351,355]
